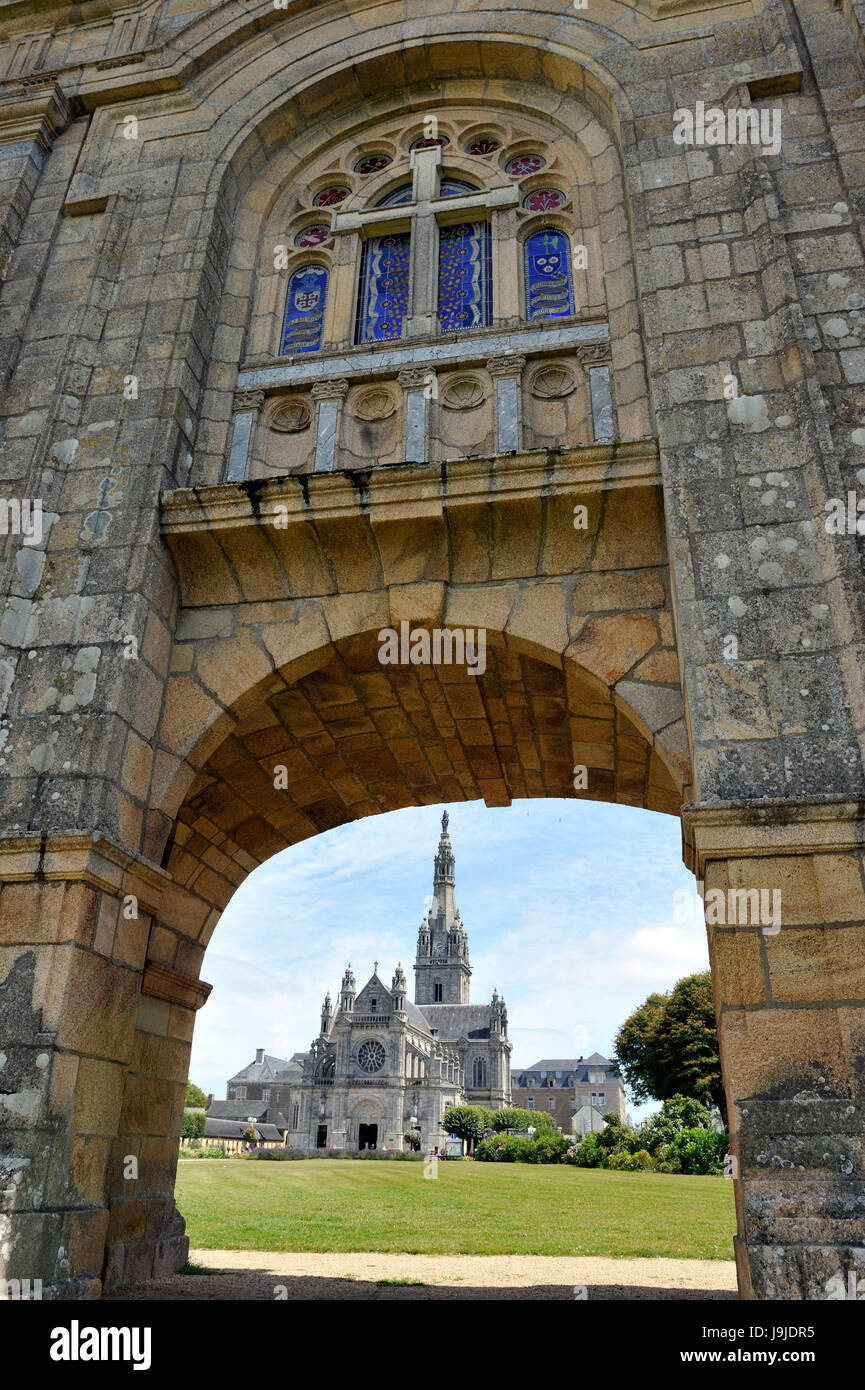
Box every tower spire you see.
[414,809,471,1005]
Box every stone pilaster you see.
[487,355,526,454]
[683,798,865,1300]
[311,378,349,473]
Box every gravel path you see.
[105,1250,739,1300]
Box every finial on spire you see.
[442,809,449,832]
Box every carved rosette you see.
[441,373,488,411]
[352,385,397,421]
[528,362,577,399]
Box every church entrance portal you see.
[358,1124,378,1151]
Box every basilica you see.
[222,814,512,1151]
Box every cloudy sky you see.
[189,799,709,1121]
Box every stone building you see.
[215,814,511,1151]
[2,0,865,1303]
[511,1055,627,1134]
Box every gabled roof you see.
[227,1052,291,1084]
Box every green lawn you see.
[175,1160,736,1260]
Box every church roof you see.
[403,997,432,1034]
[418,1003,492,1040]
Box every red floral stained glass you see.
[522,188,566,211]
[467,138,501,155]
[410,135,450,150]
[354,154,391,175]
[506,153,546,176]
[313,187,350,207]
[294,224,330,247]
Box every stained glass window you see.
[467,138,500,155]
[522,188,566,212]
[294,224,330,247]
[375,184,413,207]
[524,228,574,320]
[439,178,479,198]
[313,186,350,207]
[356,231,411,342]
[506,153,546,176]
[354,154,391,174]
[437,222,491,332]
[281,264,328,353]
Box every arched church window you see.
[281,264,328,353]
[472,1057,487,1088]
[524,228,574,320]
[356,232,411,342]
[438,222,491,332]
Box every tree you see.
[185,1082,208,1109]
[442,1105,488,1150]
[614,972,726,1121]
[613,992,668,1104]
[490,1106,555,1134]
[181,1111,206,1139]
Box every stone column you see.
[226,390,265,482]
[487,355,526,455]
[683,800,865,1301]
[311,378,349,473]
[576,344,614,443]
[398,367,434,464]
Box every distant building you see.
[511,1054,626,1134]
[212,813,512,1152]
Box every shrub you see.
[666,1127,728,1175]
[245,1148,292,1160]
[607,1148,656,1172]
[571,1131,607,1168]
[636,1094,713,1156]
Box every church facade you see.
[227,814,511,1152]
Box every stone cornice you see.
[0,80,70,151]
[682,797,865,874]
[0,831,169,914]
[141,959,212,1012]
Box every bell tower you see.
[414,811,472,1005]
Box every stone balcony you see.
[227,319,613,482]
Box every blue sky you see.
[189,799,709,1122]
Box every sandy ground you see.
[105,1250,739,1300]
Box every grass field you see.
[175,1160,736,1260]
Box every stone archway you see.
[2,0,865,1307]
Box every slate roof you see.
[512,1054,622,1086]
[227,1052,291,1084]
[207,1100,265,1121]
[204,1118,249,1139]
[418,1003,492,1040]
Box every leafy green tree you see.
[637,1094,712,1155]
[613,992,668,1104]
[442,1105,488,1149]
[181,1111,206,1139]
[185,1082,208,1109]
[614,972,725,1121]
[490,1106,555,1134]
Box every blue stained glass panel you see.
[524,228,574,320]
[281,265,328,354]
[356,232,411,342]
[375,184,414,207]
[437,222,491,332]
